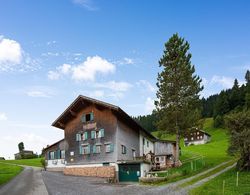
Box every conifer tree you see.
[155,33,203,165]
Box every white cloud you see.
[47,40,57,46]
[95,81,132,92]
[48,56,115,81]
[145,97,155,114]
[48,70,60,80]
[136,80,155,93]
[26,86,56,98]
[0,36,22,65]
[0,112,7,121]
[72,0,98,11]
[210,75,235,88]
[0,35,40,72]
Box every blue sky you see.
[0,0,250,159]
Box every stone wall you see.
[64,166,115,178]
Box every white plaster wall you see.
[139,133,154,156]
[140,163,151,177]
[47,159,66,168]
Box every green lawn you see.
[190,168,250,195]
[150,118,234,184]
[0,163,23,185]
[4,158,43,167]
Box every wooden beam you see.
[69,110,77,117]
[58,122,65,128]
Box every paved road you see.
[0,166,48,195]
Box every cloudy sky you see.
[1,0,250,159]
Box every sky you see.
[0,0,250,159]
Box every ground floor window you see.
[121,145,126,154]
[61,150,65,159]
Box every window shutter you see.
[93,145,96,153]
[90,112,94,121]
[100,129,104,137]
[110,144,114,152]
[91,131,95,139]
[83,132,88,140]
[87,145,90,154]
[57,150,60,159]
[79,145,83,154]
[48,152,50,160]
[81,114,86,123]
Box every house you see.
[184,129,211,146]
[0,157,5,160]
[43,139,66,171]
[14,150,34,159]
[45,95,177,182]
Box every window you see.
[76,133,81,141]
[105,144,114,153]
[70,151,74,156]
[91,129,104,139]
[132,149,136,158]
[61,150,65,159]
[81,112,94,123]
[143,138,145,145]
[93,145,101,153]
[197,131,200,135]
[191,137,194,140]
[121,145,126,154]
[103,162,110,166]
[161,156,164,161]
[200,136,203,139]
[49,151,55,160]
[197,136,199,140]
[147,141,149,147]
[82,145,90,154]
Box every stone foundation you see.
[64,166,115,178]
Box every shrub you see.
[214,115,224,128]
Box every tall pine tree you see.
[155,33,203,166]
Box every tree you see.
[225,110,250,171]
[245,70,250,84]
[18,142,24,152]
[155,33,203,166]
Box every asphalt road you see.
[0,166,48,195]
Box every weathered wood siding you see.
[64,104,117,165]
[154,142,174,155]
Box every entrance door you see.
[118,164,140,182]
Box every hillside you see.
[152,118,232,167]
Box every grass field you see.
[0,163,23,185]
[190,167,250,195]
[4,158,43,167]
[150,118,234,184]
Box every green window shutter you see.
[93,145,96,153]
[79,145,83,154]
[87,145,90,154]
[100,129,104,137]
[57,150,60,159]
[81,114,86,123]
[110,144,114,152]
[90,112,94,121]
[91,131,95,139]
[83,132,88,140]
[76,134,79,141]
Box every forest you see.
[134,70,250,131]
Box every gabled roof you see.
[52,95,157,140]
[43,139,65,152]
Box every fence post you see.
[222,180,225,195]
[236,171,239,187]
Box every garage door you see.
[118,164,140,182]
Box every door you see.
[119,164,140,182]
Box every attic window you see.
[81,112,94,123]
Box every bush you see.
[40,158,47,170]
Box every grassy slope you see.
[0,163,23,185]
[190,167,250,195]
[148,118,234,185]
[153,118,232,167]
[4,158,43,167]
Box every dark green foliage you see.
[40,158,47,170]
[155,33,203,164]
[202,70,250,118]
[214,115,224,128]
[225,110,250,171]
[18,142,24,152]
[133,111,157,132]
